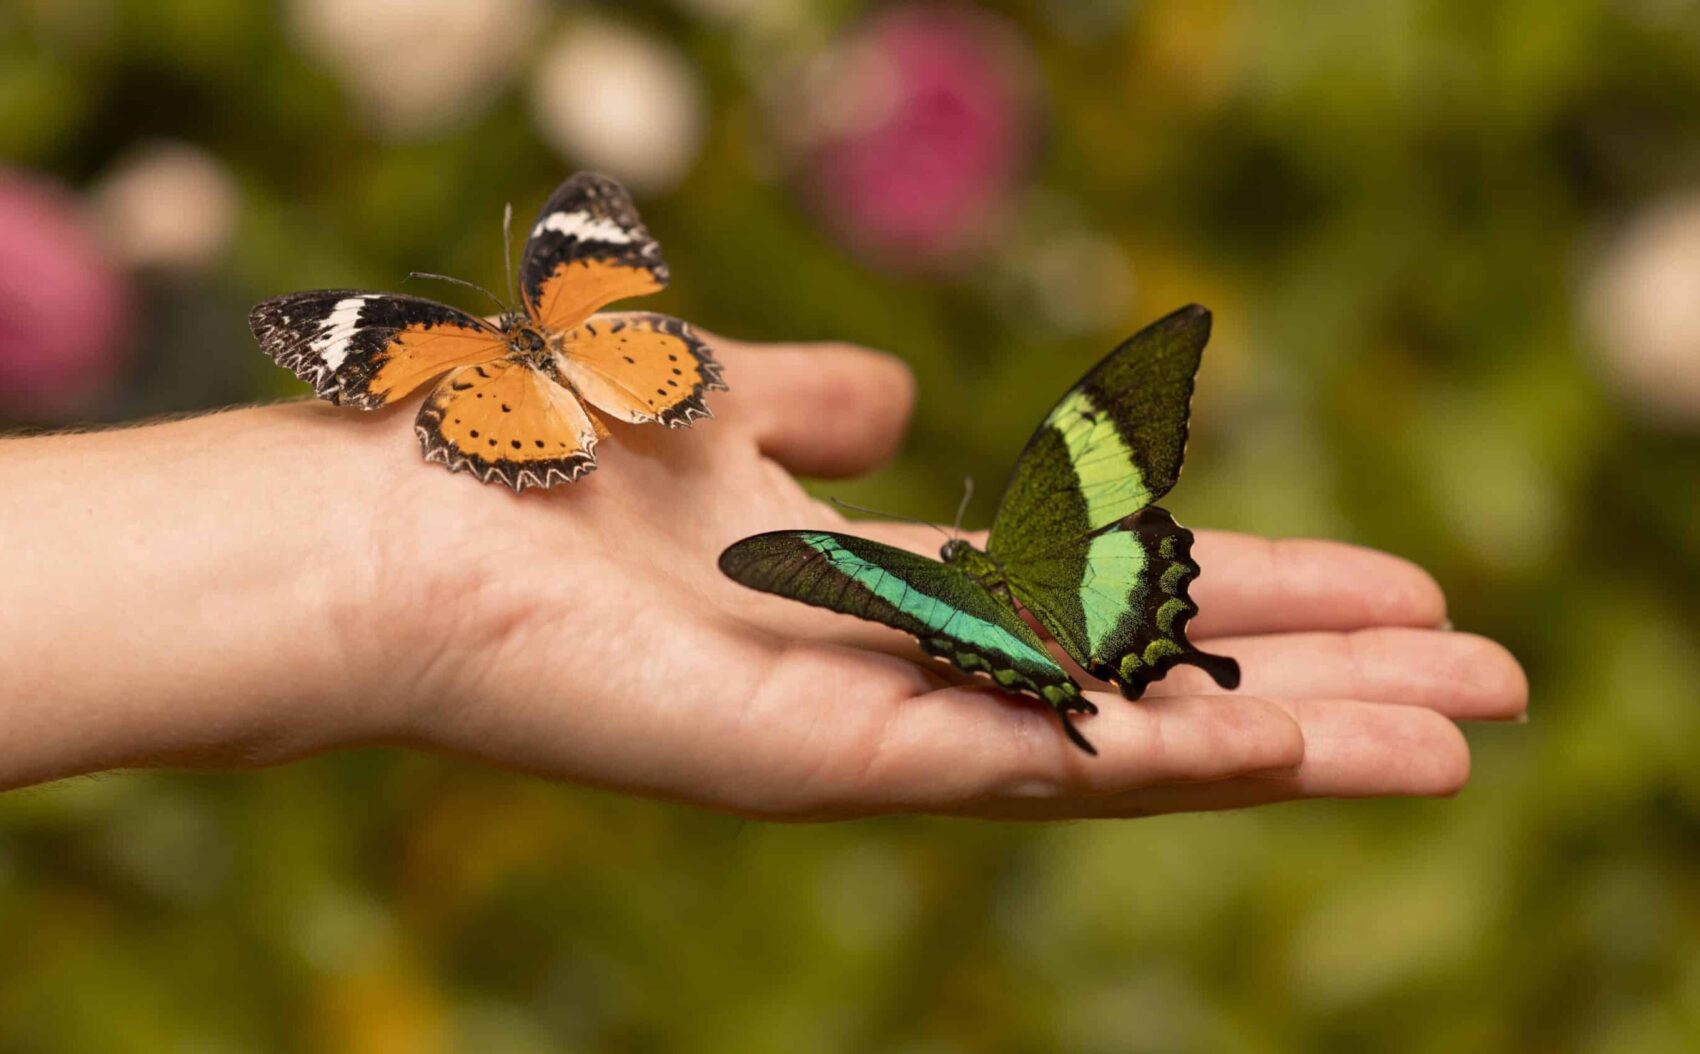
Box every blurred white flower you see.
[1024,232,1135,335]
[291,0,542,138]
[89,140,238,274]
[1585,192,1700,426]
[986,193,1134,335]
[530,19,706,195]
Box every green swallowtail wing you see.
[719,305,1239,754]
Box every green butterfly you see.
[718,305,1239,754]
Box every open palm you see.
[340,330,1525,820]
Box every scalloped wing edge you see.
[917,636,1100,754]
[1087,508,1240,699]
[647,316,727,428]
[414,418,598,493]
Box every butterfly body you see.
[505,318,551,358]
[251,173,726,491]
[939,539,1008,596]
[720,305,1240,754]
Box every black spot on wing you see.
[413,366,598,492]
[640,314,726,428]
[415,407,597,493]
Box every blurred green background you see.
[5,0,1700,1050]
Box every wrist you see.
[0,402,421,786]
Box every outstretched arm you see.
[0,334,1526,817]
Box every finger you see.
[967,698,1471,819]
[704,332,916,478]
[849,525,1475,714]
[1187,533,1446,636]
[1146,628,1529,721]
[870,689,1309,805]
[860,525,1447,637]
[744,642,1307,818]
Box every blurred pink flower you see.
[782,4,1042,273]
[0,170,133,418]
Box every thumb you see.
[704,333,916,478]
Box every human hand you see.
[331,329,1527,819]
[0,329,1526,817]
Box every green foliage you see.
[5,1,1700,1050]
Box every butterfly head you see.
[942,539,1005,593]
[504,319,556,366]
[510,324,546,351]
[935,478,980,566]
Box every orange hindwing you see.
[416,359,603,490]
[556,312,725,427]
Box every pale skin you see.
[0,332,1528,818]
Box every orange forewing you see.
[249,291,506,409]
[532,259,664,334]
[367,323,508,405]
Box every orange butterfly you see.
[250,173,725,490]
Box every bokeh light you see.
[89,140,239,275]
[530,17,707,195]
[772,3,1043,272]
[0,169,133,418]
[1585,191,1700,426]
[289,0,543,138]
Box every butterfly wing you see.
[1000,508,1240,699]
[520,172,668,333]
[520,175,726,426]
[990,304,1211,543]
[250,291,506,409]
[416,359,603,490]
[555,311,725,427]
[987,305,1236,697]
[719,530,1098,753]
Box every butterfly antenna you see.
[407,272,511,320]
[951,477,975,540]
[829,497,950,539]
[501,202,521,314]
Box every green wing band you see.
[719,530,1097,752]
[990,305,1212,564]
[1003,507,1240,699]
[983,305,1232,699]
